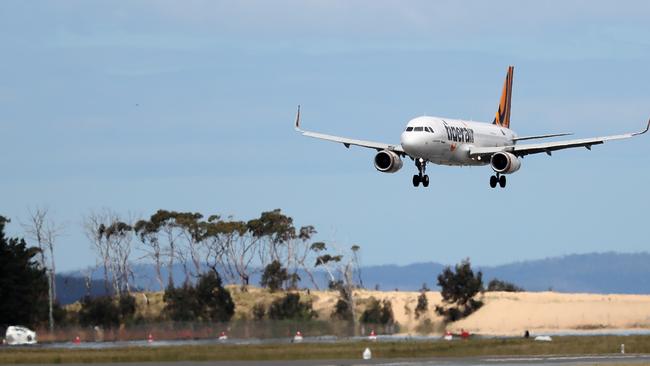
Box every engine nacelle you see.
[374,150,403,173]
[490,152,521,174]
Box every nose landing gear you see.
[413,158,429,188]
[490,173,506,188]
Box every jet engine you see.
[374,150,403,173]
[490,152,521,174]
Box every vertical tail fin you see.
[493,66,514,128]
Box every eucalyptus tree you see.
[288,224,318,289]
[133,218,164,290]
[248,209,321,290]
[136,210,206,288]
[22,207,65,331]
[173,211,206,278]
[146,210,184,287]
[313,242,342,284]
[22,208,48,270]
[202,215,235,281]
[101,220,134,294]
[247,209,295,267]
[225,219,258,290]
[314,243,363,328]
[83,209,116,293]
[84,209,137,295]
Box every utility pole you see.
[344,263,358,336]
[48,269,54,333]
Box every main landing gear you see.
[412,158,429,188]
[489,173,506,188]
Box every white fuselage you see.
[400,116,517,166]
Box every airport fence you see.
[33,320,402,343]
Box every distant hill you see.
[363,252,650,294]
[481,252,650,294]
[57,252,650,304]
[55,275,107,305]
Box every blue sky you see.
[1,1,649,272]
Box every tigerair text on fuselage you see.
[443,121,475,143]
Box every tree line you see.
[1,208,522,331]
[83,208,352,294]
[1,208,366,330]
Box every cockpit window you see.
[425,127,432,133]
[406,127,413,131]
[414,127,423,131]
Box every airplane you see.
[295,66,649,188]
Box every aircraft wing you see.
[294,106,405,154]
[470,118,649,158]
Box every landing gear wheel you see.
[413,158,428,188]
[490,175,498,188]
[412,175,421,187]
[499,175,506,188]
[422,175,430,187]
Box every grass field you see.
[1,335,649,364]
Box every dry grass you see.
[134,292,165,319]
[62,289,650,336]
[2,335,650,364]
[228,286,318,319]
[66,287,322,321]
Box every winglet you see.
[633,117,650,136]
[294,105,303,132]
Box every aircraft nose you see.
[400,132,417,153]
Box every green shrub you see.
[435,259,484,322]
[118,294,136,320]
[78,296,120,328]
[163,284,200,321]
[163,271,235,322]
[414,291,428,319]
[415,318,436,334]
[252,303,266,320]
[331,299,352,321]
[260,260,289,292]
[360,297,394,325]
[268,293,317,320]
[486,278,523,292]
[196,271,235,322]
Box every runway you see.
[16,354,650,366]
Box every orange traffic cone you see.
[218,331,228,340]
[444,331,453,341]
[368,329,377,341]
[293,330,303,342]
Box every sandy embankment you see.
[452,291,650,336]
[310,290,650,336]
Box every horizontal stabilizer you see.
[470,117,650,158]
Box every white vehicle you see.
[5,326,37,345]
[535,335,553,342]
[295,66,649,188]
